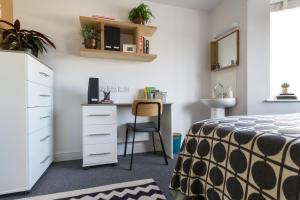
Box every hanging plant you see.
[0,19,56,57]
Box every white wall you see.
[209,0,247,116]
[246,0,300,115]
[13,0,210,161]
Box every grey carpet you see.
[1,153,178,200]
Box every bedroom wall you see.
[13,0,210,161]
[208,0,247,116]
[247,0,300,115]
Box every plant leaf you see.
[0,20,14,28]
[14,20,21,31]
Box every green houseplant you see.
[0,19,56,58]
[80,26,99,49]
[128,3,154,25]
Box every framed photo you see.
[123,44,136,53]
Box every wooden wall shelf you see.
[80,48,157,62]
[79,16,158,62]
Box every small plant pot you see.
[282,87,289,94]
[84,39,97,49]
[132,18,145,25]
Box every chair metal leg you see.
[152,132,156,153]
[130,130,136,170]
[158,131,168,165]
[124,127,129,157]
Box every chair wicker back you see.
[132,99,163,117]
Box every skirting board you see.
[54,140,162,162]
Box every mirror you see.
[211,30,239,71]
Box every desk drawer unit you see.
[82,105,117,167]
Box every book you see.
[92,15,115,21]
[276,95,298,100]
[144,87,156,99]
[143,37,147,54]
[146,39,149,54]
[139,36,143,53]
[279,93,295,96]
[101,100,114,104]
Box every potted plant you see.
[128,3,154,25]
[80,26,99,49]
[0,19,56,57]
[281,83,290,94]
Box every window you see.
[270,7,300,97]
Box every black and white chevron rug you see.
[22,179,166,200]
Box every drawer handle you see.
[88,114,111,117]
[40,94,51,97]
[40,155,50,164]
[89,152,111,156]
[40,135,50,142]
[39,72,50,77]
[89,133,111,136]
[40,115,51,120]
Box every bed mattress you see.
[170,113,300,200]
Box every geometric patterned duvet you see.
[170,113,300,200]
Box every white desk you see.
[81,103,174,167]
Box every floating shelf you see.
[80,48,157,62]
[79,16,158,62]
[80,16,157,37]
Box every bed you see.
[170,113,300,200]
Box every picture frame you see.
[123,44,136,53]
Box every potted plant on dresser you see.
[128,3,154,25]
[81,25,99,49]
[0,19,56,57]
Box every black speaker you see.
[88,78,99,104]
[104,26,120,51]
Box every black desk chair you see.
[124,100,168,170]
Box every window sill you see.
[264,99,300,103]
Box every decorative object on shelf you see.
[81,25,99,49]
[155,91,167,103]
[104,26,120,51]
[277,83,297,100]
[123,44,136,53]
[0,19,56,57]
[101,91,114,104]
[91,15,115,21]
[281,82,290,94]
[128,3,154,25]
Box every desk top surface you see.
[81,102,174,106]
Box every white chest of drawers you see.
[82,105,118,167]
[0,51,53,195]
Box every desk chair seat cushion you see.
[126,122,158,132]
